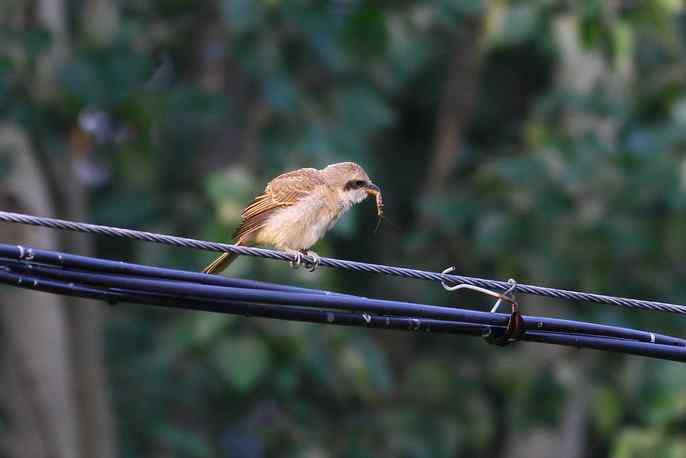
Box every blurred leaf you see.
[222,0,266,35]
[156,425,211,458]
[609,20,633,67]
[438,0,487,21]
[337,337,393,400]
[403,359,454,401]
[214,336,272,392]
[342,3,389,59]
[490,4,540,46]
[612,428,664,458]
[0,148,13,181]
[206,168,258,226]
[59,45,153,108]
[333,85,394,134]
[21,26,52,60]
[92,186,159,226]
[592,386,623,436]
[262,74,300,114]
[192,313,234,345]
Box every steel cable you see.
[2,211,686,314]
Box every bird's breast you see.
[254,195,339,251]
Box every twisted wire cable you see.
[2,210,686,314]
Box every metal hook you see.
[441,267,518,311]
[490,278,518,313]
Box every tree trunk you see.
[558,367,589,458]
[35,0,69,100]
[32,0,119,454]
[47,153,117,458]
[0,124,83,458]
[423,14,487,201]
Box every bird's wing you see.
[233,168,326,241]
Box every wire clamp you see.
[485,279,524,346]
[441,269,524,346]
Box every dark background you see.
[2,1,686,457]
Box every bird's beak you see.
[365,183,381,196]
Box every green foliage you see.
[7,0,686,456]
[214,335,272,392]
[342,4,389,59]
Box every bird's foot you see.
[286,249,320,271]
[287,249,303,269]
[301,250,320,272]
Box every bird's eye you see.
[355,180,366,187]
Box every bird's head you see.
[321,162,381,210]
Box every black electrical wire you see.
[2,211,685,314]
[3,243,682,346]
[1,243,686,362]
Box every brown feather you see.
[202,240,244,274]
[232,211,272,241]
[233,168,326,243]
[241,194,270,218]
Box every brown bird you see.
[202,162,382,274]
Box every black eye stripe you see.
[344,180,367,190]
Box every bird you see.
[202,162,381,274]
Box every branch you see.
[423,14,488,198]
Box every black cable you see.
[1,244,686,362]
[3,258,680,346]
[1,211,685,314]
[2,243,680,346]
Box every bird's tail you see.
[202,242,241,274]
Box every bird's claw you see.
[289,251,303,269]
[302,250,320,272]
[288,250,320,271]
